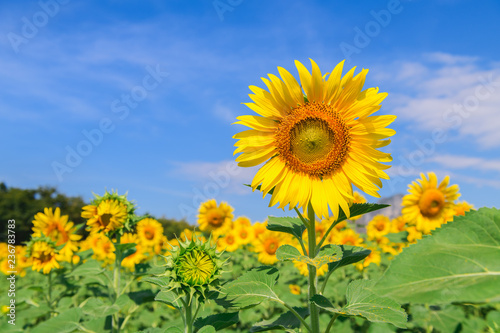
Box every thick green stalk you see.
[306,203,320,333]
[185,295,193,333]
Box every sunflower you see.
[330,228,364,246]
[233,59,395,219]
[366,215,392,240]
[234,225,255,246]
[233,216,251,228]
[252,221,267,240]
[32,207,81,261]
[136,218,164,248]
[86,233,116,265]
[390,216,408,234]
[254,229,288,265]
[289,284,301,295]
[402,172,460,234]
[84,199,128,234]
[120,233,146,272]
[27,238,63,274]
[294,259,328,277]
[197,199,233,235]
[216,229,239,252]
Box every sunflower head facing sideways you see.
[197,199,234,236]
[81,190,136,236]
[233,59,395,219]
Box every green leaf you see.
[250,307,309,332]
[197,326,216,333]
[385,231,409,243]
[80,297,120,317]
[66,260,104,277]
[155,290,181,309]
[372,207,500,304]
[341,203,390,222]
[128,289,156,305]
[267,216,306,239]
[328,245,371,271]
[276,244,342,268]
[31,308,83,333]
[142,276,171,288]
[222,266,281,308]
[194,312,239,331]
[165,327,183,333]
[312,280,407,328]
[410,305,463,333]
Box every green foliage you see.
[157,216,192,239]
[312,280,407,328]
[267,216,306,239]
[194,312,239,331]
[327,245,371,271]
[221,266,281,309]
[276,244,342,268]
[373,208,500,304]
[250,307,309,332]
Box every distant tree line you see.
[0,183,192,245]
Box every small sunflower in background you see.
[216,229,239,252]
[234,225,255,246]
[32,207,81,261]
[330,228,364,247]
[81,190,136,235]
[27,236,64,274]
[233,59,395,219]
[289,284,301,295]
[136,217,164,249]
[253,229,288,265]
[366,215,392,240]
[197,199,233,236]
[402,172,460,234]
[81,233,116,266]
[233,216,251,228]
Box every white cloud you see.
[213,101,237,124]
[382,53,500,149]
[429,154,500,174]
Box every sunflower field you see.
[2,60,500,333]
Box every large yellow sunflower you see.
[32,207,81,261]
[83,199,128,234]
[136,218,164,248]
[233,59,395,219]
[402,172,460,234]
[197,199,233,235]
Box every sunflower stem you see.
[282,303,312,332]
[306,202,320,333]
[325,313,340,333]
[294,207,310,228]
[112,233,122,333]
[184,295,194,333]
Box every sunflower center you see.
[276,102,350,177]
[342,236,356,245]
[100,213,113,227]
[226,235,235,244]
[375,221,386,231]
[144,229,155,240]
[207,209,224,227]
[264,239,279,255]
[177,250,215,286]
[419,188,445,217]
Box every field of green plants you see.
[2,59,500,333]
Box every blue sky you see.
[1,0,499,224]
